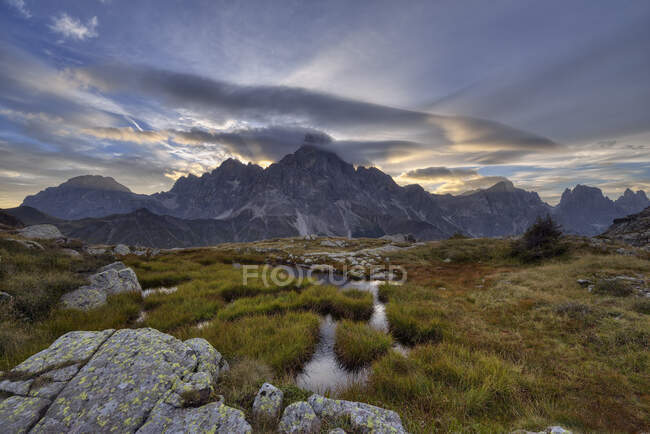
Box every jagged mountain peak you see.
[60,175,131,193]
[486,180,516,193]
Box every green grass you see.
[177,312,321,374]
[216,285,374,321]
[1,236,649,433]
[334,320,392,369]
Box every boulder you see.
[279,401,321,434]
[252,382,283,421]
[380,233,415,243]
[61,265,142,310]
[6,328,252,433]
[19,224,63,240]
[114,244,131,255]
[86,246,108,255]
[308,394,406,434]
[60,248,81,258]
[329,429,347,434]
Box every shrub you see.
[334,320,392,369]
[593,279,633,297]
[511,215,566,262]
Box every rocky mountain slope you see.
[600,206,650,247]
[16,145,650,245]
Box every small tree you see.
[512,215,566,262]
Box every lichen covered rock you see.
[279,401,321,433]
[61,263,142,310]
[252,382,283,421]
[19,224,63,240]
[308,394,406,434]
[0,396,51,433]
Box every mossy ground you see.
[0,234,648,432]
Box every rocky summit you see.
[600,206,650,248]
[0,328,406,434]
[14,146,650,247]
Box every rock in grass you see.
[6,238,44,250]
[511,426,573,434]
[279,401,321,433]
[61,265,142,310]
[0,291,13,303]
[0,396,51,433]
[308,394,406,434]
[60,287,107,310]
[114,244,131,255]
[329,429,347,434]
[7,328,249,433]
[252,382,283,421]
[19,224,63,240]
[137,400,252,433]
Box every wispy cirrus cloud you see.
[5,0,30,18]
[49,13,98,40]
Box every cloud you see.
[5,0,30,18]
[81,126,167,144]
[50,14,99,40]
[404,166,478,181]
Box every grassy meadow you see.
[0,234,648,432]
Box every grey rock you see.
[97,261,126,273]
[380,233,415,243]
[0,396,51,433]
[576,279,591,286]
[329,429,347,434]
[252,382,283,421]
[137,400,252,434]
[6,238,44,250]
[61,266,142,310]
[11,330,114,377]
[279,401,321,434]
[114,244,131,255]
[60,248,81,258]
[0,291,12,303]
[60,287,107,310]
[308,394,406,434]
[19,224,63,240]
[511,426,572,434]
[86,246,107,255]
[0,378,33,396]
[184,337,226,381]
[166,371,215,407]
[31,328,198,433]
[39,365,79,382]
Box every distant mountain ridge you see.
[16,145,650,245]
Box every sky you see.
[1,0,649,208]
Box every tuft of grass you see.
[177,312,321,375]
[216,286,374,322]
[334,320,392,369]
[386,302,447,345]
[593,279,634,297]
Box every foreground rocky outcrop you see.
[61,261,142,310]
[600,206,650,248]
[0,328,245,433]
[0,328,409,433]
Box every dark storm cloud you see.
[405,166,478,180]
[76,64,560,153]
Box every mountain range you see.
[9,145,649,247]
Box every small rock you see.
[6,238,44,250]
[0,291,13,303]
[329,429,347,434]
[252,382,283,421]
[279,401,321,434]
[113,244,131,255]
[576,279,591,286]
[19,224,63,240]
[308,394,406,434]
[443,258,452,263]
[60,287,107,311]
[85,246,107,255]
[60,248,81,258]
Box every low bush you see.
[334,320,392,369]
[511,215,567,262]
